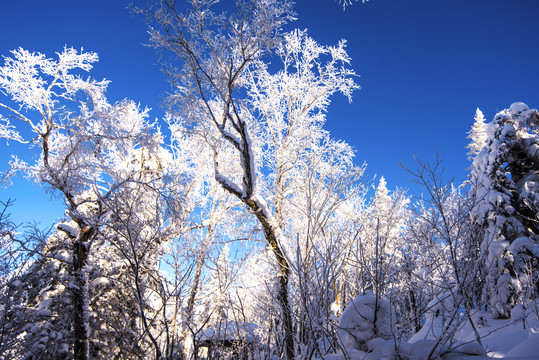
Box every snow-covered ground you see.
[452,309,539,359]
[326,294,539,359]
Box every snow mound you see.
[409,292,461,343]
[337,293,395,352]
[327,296,539,359]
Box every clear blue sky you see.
[1,0,538,227]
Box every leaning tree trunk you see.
[213,109,296,358]
[246,198,294,360]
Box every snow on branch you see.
[215,172,245,199]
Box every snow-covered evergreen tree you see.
[0,230,74,359]
[469,102,539,319]
[466,108,488,161]
[365,177,409,295]
[1,221,148,359]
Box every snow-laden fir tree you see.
[0,149,176,360]
[0,230,74,359]
[469,102,539,319]
[466,108,488,161]
[1,226,145,359]
[365,177,409,296]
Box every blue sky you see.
[1,0,538,227]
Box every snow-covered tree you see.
[234,247,279,334]
[143,0,294,352]
[144,1,360,357]
[198,244,233,328]
[469,102,539,319]
[466,108,488,161]
[1,217,171,359]
[160,125,248,357]
[0,47,167,359]
[97,143,180,359]
[354,177,409,296]
[401,155,488,343]
[328,176,413,343]
[0,229,75,359]
[247,30,363,353]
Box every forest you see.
[0,0,538,359]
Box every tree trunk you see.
[246,199,294,359]
[179,226,213,359]
[72,227,93,360]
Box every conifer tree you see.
[466,108,488,161]
[469,102,539,318]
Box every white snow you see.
[89,277,110,291]
[35,308,52,316]
[510,304,525,323]
[215,173,244,197]
[409,292,461,344]
[329,295,539,359]
[505,330,539,357]
[509,102,529,114]
[337,293,395,352]
[56,221,79,238]
[199,321,258,343]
